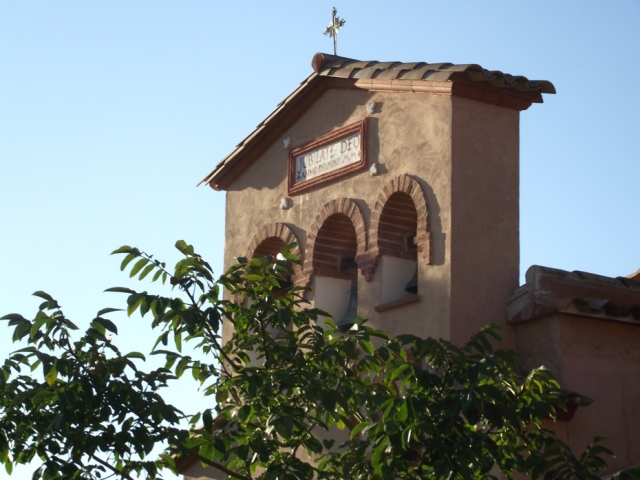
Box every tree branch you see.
[178,273,240,374]
[202,321,238,376]
[189,452,251,480]
[89,454,135,480]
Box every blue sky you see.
[1,1,639,478]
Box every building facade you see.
[182,53,640,478]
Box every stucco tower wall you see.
[450,97,520,346]
[222,88,455,343]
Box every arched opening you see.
[313,214,358,278]
[251,236,292,293]
[378,192,418,305]
[312,213,358,331]
[246,223,302,295]
[252,236,285,258]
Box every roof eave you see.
[202,62,553,191]
[199,73,326,191]
[507,265,640,325]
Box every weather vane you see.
[324,7,345,55]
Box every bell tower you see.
[201,52,555,346]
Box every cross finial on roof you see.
[323,7,345,56]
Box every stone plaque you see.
[288,119,368,195]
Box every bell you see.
[405,266,418,295]
[337,279,358,333]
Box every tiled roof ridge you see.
[526,265,640,291]
[311,52,556,94]
[200,53,556,190]
[508,265,640,325]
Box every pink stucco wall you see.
[515,315,640,474]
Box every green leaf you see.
[160,453,177,472]
[94,317,118,335]
[32,291,54,302]
[0,313,27,321]
[30,316,47,340]
[87,327,106,341]
[306,436,323,455]
[130,258,150,278]
[152,269,163,282]
[388,363,411,382]
[175,240,194,256]
[30,359,42,372]
[138,263,156,280]
[174,331,182,353]
[105,287,137,294]
[359,339,375,355]
[31,390,52,407]
[44,364,57,386]
[238,404,253,424]
[120,253,137,271]
[350,421,371,440]
[127,294,145,316]
[90,321,106,336]
[191,362,201,381]
[96,307,122,316]
[124,352,146,361]
[397,399,408,421]
[175,357,190,378]
[275,416,294,440]
[111,245,133,255]
[203,409,213,432]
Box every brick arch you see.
[247,222,302,273]
[301,198,367,283]
[378,191,418,254]
[360,174,430,280]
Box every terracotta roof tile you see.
[401,66,434,80]
[375,68,405,80]
[313,53,555,94]
[351,68,377,79]
[439,63,474,72]
[508,265,640,325]
[423,70,458,82]
[372,61,403,69]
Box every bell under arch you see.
[304,198,366,329]
[377,191,419,306]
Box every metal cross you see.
[324,7,346,56]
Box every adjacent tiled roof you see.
[200,53,555,190]
[508,265,640,325]
[628,267,640,282]
[312,53,556,94]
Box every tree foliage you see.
[1,241,638,480]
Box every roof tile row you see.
[313,53,556,94]
[508,265,640,324]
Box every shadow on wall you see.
[416,177,444,266]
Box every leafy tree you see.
[1,241,638,480]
